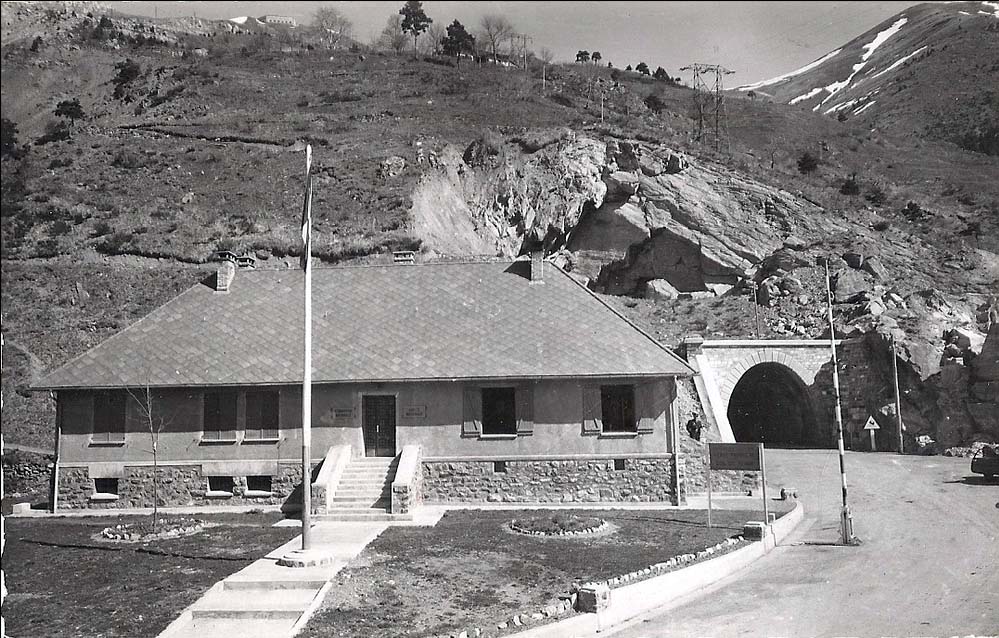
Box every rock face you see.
[410,134,606,257]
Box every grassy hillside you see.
[2,5,997,447]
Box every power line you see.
[680,63,734,151]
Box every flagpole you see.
[301,146,313,550]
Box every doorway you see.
[362,395,397,457]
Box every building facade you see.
[36,258,693,512]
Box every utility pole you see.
[891,334,904,453]
[518,33,533,72]
[680,63,734,152]
[824,259,857,546]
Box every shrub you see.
[34,120,71,145]
[112,59,142,101]
[865,182,889,206]
[91,220,113,237]
[797,152,819,174]
[549,93,574,108]
[644,93,667,114]
[839,173,860,195]
[95,231,134,255]
[111,150,147,169]
[902,201,926,221]
[1,117,18,157]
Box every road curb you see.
[507,500,805,637]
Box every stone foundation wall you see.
[56,463,318,510]
[422,456,677,504]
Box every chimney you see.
[215,258,236,293]
[530,250,545,283]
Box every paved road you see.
[604,449,999,637]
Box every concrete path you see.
[158,521,387,638]
[600,449,999,637]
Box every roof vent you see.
[393,251,416,264]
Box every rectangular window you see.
[245,390,279,440]
[94,478,119,495]
[246,475,272,493]
[92,391,126,443]
[601,385,637,433]
[614,459,626,471]
[493,461,507,474]
[481,387,517,435]
[207,476,234,494]
[202,391,238,441]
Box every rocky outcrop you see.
[410,134,606,257]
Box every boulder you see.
[833,269,871,303]
[783,235,808,250]
[379,156,406,178]
[664,153,689,174]
[645,279,681,301]
[604,171,641,201]
[861,255,888,281]
[842,252,864,269]
[759,248,810,277]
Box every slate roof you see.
[35,260,693,389]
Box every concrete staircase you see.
[321,456,410,522]
[162,571,331,638]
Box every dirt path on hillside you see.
[603,450,999,637]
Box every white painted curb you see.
[508,501,805,637]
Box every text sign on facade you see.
[403,405,427,418]
[709,443,763,471]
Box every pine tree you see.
[399,0,432,57]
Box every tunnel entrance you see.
[727,363,819,446]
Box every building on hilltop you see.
[34,256,693,516]
[259,15,296,27]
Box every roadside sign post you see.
[708,442,767,527]
[864,416,880,452]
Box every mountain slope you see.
[735,2,999,154]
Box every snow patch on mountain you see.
[981,2,999,17]
[229,16,248,24]
[869,46,927,81]
[789,87,824,105]
[853,100,877,115]
[813,17,908,111]
[735,49,842,91]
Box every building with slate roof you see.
[36,256,694,515]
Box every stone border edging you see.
[502,500,804,638]
[508,518,609,537]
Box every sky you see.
[109,1,919,85]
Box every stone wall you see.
[422,456,677,504]
[56,463,319,510]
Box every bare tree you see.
[423,21,445,55]
[378,14,408,54]
[313,6,353,50]
[126,385,173,529]
[479,14,514,65]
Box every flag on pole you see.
[300,145,313,271]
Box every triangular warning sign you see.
[864,415,880,430]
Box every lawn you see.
[2,512,300,638]
[300,508,780,638]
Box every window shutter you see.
[516,384,534,435]
[462,387,482,436]
[581,385,602,434]
[636,380,667,434]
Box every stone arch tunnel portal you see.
[727,362,819,446]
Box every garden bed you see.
[2,512,299,638]
[300,508,781,638]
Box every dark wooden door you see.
[362,395,396,457]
